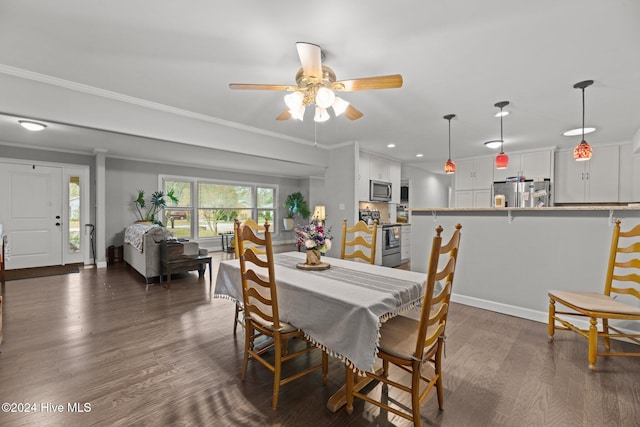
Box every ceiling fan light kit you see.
[230,42,402,123]
[494,101,510,169]
[443,114,456,174]
[572,79,594,161]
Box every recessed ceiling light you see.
[484,140,503,149]
[18,120,47,131]
[562,127,596,136]
[494,110,510,117]
[416,153,424,158]
[387,143,396,148]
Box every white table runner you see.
[214,251,426,372]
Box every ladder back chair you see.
[232,218,266,335]
[548,219,640,370]
[345,223,462,427]
[236,219,328,410]
[340,218,378,264]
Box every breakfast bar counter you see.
[408,206,640,332]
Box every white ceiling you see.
[0,0,639,177]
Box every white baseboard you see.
[451,293,549,324]
[451,293,640,345]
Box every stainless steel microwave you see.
[370,180,392,202]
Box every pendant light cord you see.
[500,107,504,153]
[448,118,452,159]
[581,87,585,141]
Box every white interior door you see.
[0,163,63,269]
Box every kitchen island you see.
[408,206,640,333]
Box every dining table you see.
[214,250,428,411]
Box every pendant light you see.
[443,114,456,174]
[572,80,594,161]
[494,101,509,169]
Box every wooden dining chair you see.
[340,218,378,264]
[236,219,328,410]
[548,219,640,370]
[345,223,462,427]
[232,218,266,335]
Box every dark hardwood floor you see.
[0,249,639,426]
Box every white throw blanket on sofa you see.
[124,224,172,252]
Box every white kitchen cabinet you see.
[455,157,493,191]
[493,150,553,181]
[454,156,493,207]
[455,189,491,208]
[358,151,370,201]
[400,225,411,262]
[358,151,401,202]
[374,227,383,266]
[369,155,390,182]
[390,161,401,203]
[555,145,619,203]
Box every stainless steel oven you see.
[381,224,401,267]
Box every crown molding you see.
[0,64,325,148]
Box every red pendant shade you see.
[443,114,456,174]
[444,159,456,174]
[573,80,594,161]
[495,152,509,169]
[493,101,510,169]
[573,140,592,161]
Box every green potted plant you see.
[132,189,178,226]
[282,192,310,230]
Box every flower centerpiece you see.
[295,219,332,267]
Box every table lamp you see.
[313,205,326,226]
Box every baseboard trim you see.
[451,293,640,345]
[451,293,548,324]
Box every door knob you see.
[55,222,61,226]
[56,215,61,219]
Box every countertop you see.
[410,206,640,212]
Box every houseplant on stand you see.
[132,189,178,226]
[282,192,310,231]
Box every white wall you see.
[324,142,357,257]
[410,209,640,333]
[105,157,308,248]
[401,164,451,209]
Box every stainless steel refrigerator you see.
[493,179,552,207]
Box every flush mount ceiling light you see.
[387,143,396,148]
[493,101,510,169]
[484,140,502,149]
[572,79,594,161]
[230,42,403,123]
[18,120,47,131]
[562,127,595,137]
[443,114,456,174]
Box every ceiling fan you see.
[229,42,403,122]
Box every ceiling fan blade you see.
[276,109,291,121]
[343,104,364,120]
[229,83,292,91]
[296,42,323,81]
[333,74,403,91]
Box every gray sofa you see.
[123,224,199,284]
